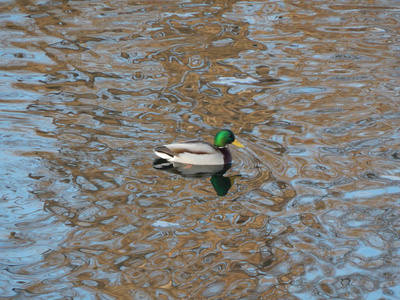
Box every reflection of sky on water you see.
[343,185,400,200]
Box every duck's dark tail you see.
[154,146,175,160]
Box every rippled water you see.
[1,0,400,299]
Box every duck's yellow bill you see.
[232,139,244,148]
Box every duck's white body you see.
[154,140,232,165]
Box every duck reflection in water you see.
[153,159,239,196]
[153,130,244,196]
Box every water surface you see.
[1,0,400,299]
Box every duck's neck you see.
[217,146,232,164]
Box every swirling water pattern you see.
[1,0,400,299]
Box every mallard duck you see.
[154,130,244,165]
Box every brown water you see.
[1,0,400,299]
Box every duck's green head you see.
[214,130,244,148]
